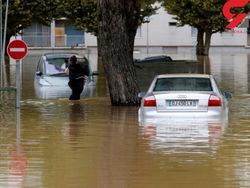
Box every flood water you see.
[1,52,250,188]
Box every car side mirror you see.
[36,71,42,76]
[223,91,232,99]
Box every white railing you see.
[23,35,85,47]
[22,35,51,47]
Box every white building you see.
[85,8,248,55]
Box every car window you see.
[153,77,212,91]
[45,58,67,75]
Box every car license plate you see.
[167,100,198,107]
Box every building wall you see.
[22,23,51,47]
[23,8,248,54]
[85,8,247,49]
[23,20,85,48]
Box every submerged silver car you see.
[34,53,97,99]
[138,74,231,122]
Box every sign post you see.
[7,39,28,108]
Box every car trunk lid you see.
[154,92,212,112]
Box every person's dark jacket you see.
[68,63,89,81]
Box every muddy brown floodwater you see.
[1,53,250,188]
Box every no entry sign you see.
[7,39,28,60]
[7,39,28,108]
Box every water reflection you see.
[34,82,96,99]
[66,102,86,140]
[0,110,28,188]
[140,117,227,158]
[210,54,248,95]
[8,144,28,187]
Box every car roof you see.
[144,55,169,60]
[156,74,211,79]
[43,53,84,59]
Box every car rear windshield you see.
[153,77,212,91]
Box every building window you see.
[65,24,85,47]
[23,23,51,47]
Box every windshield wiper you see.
[49,72,68,77]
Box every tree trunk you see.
[204,30,212,56]
[97,0,141,106]
[196,28,205,56]
[197,55,211,74]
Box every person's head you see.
[69,55,77,65]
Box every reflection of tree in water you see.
[97,106,139,188]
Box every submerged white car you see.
[34,53,98,99]
[138,74,231,122]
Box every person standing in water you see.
[65,55,89,100]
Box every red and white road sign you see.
[7,39,28,60]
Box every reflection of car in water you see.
[138,74,232,122]
[34,53,98,99]
[140,117,228,155]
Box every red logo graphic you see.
[223,0,249,29]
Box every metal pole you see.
[2,0,8,59]
[16,60,20,108]
[146,22,149,57]
[0,0,3,87]
[144,16,150,57]
[1,0,9,87]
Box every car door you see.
[36,58,45,76]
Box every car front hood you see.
[39,76,68,86]
[37,75,96,87]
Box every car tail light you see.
[208,94,222,107]
[143,96,156,107]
